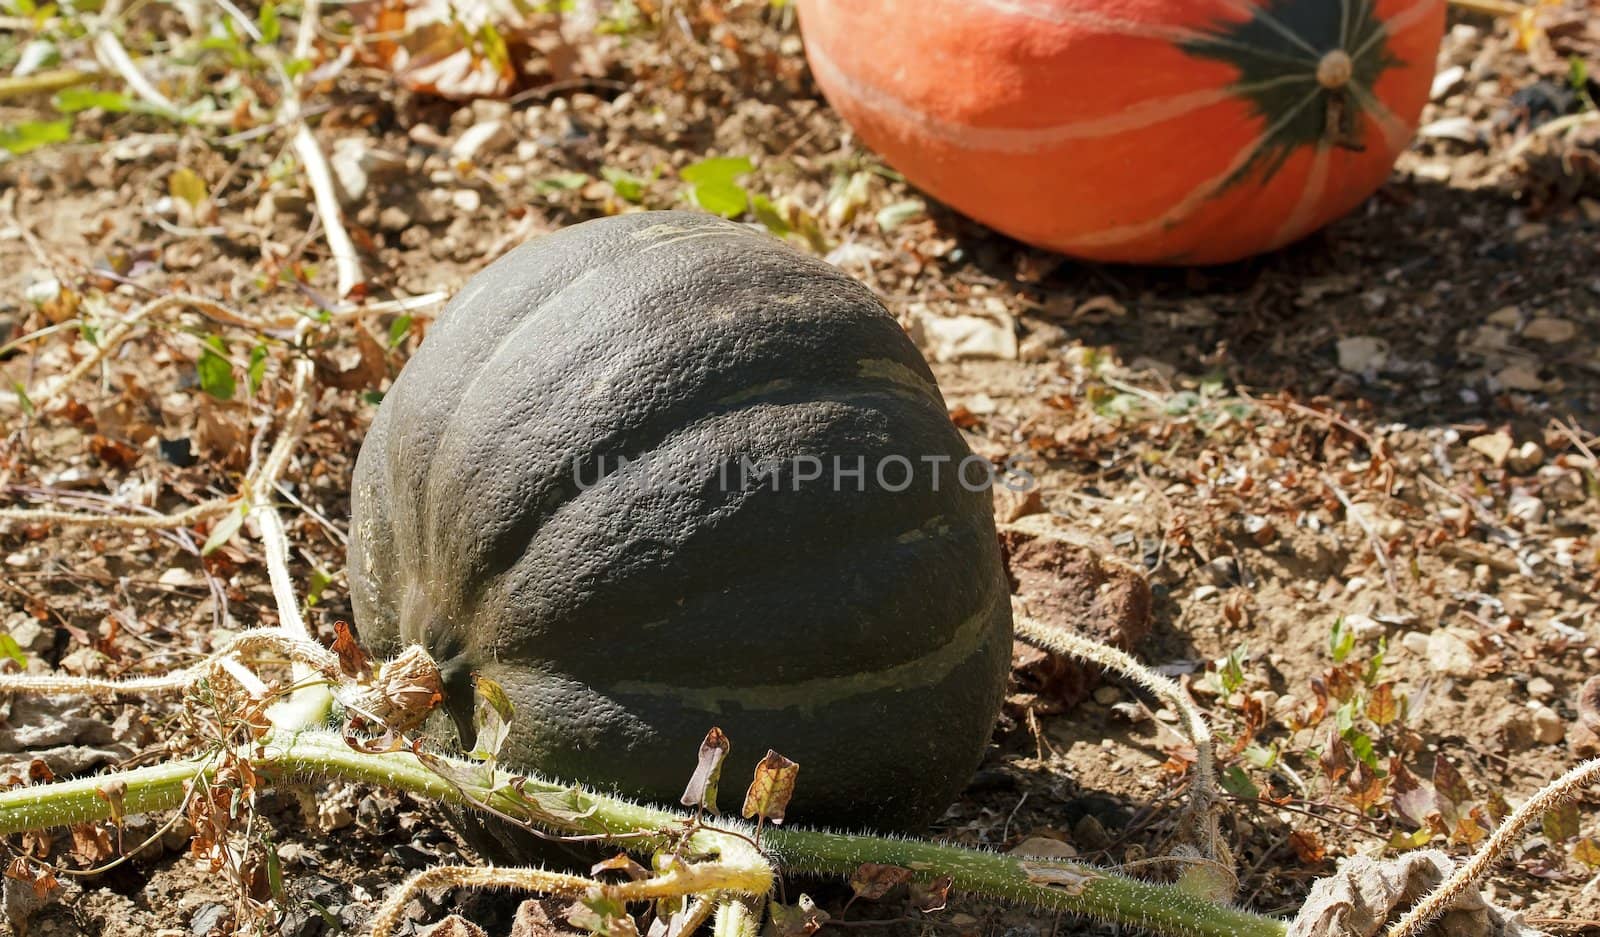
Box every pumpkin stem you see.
[1315,50,1353,91]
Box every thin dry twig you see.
[1320,472,1399,596]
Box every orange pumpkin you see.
[796,0,1446,264]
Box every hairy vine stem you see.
[0,730,1288,937]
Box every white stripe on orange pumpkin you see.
[806,39,1318,153]
[1059,86,1323,251]
[1271,142,1335,249]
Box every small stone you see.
[1018,323,1066,362]
[1527,676,1557,700]
[1430,65,1466,100]
[1513,222,1549,243]
[1418,116,1478,144]
[377,205,411,233]
[1344,613,1383,638]
[190,903,230,937]
[1528,702,1564,745]
[388,843,434,869]
[1092,686,1122,706]
[1336,335,1389,373]
[451,120,515,163]
[910,307,1018,362]
[1427,629,1477,677]
[1108,701,1149,724]
[1507,441,1544,474]
[317,801,354,832]
[1467,431,1513,466]
[450,189,482,213]
[1507,492,1545,524]
[5,615,50,655]
[1524,316,1577,344]
[328,139,406,207]
[1008,836,1078,859]
[23,276,61,305]
[1495,363,1545,392]
[1072,814,1111,850]
[1487,305,1522,327]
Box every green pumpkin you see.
[348,211,1011,842]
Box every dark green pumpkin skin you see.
[348,211,1011,839]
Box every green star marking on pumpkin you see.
[1181,0,1402,186]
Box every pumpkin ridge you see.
[605,583,1008,714]
[488,494,998,685]
[973,0,1271,52]
[1270,141,1336,248]
[476,394,991,680]
[1216,0,1322,59]
[402,213,754,575]
[1055,86,1319,252]
[434,358,956,614]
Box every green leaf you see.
[750,194,791,238]
[0,633,27,669]
[469,675,515,761]
[169,167,208,208]
[257,1,280,43]
[305,568,333,607]
[246,344,269,395]
[361,389,385,406]
[1344,730,1377,769]
[1385,828,1431,852]
[202,503,247,556]
[601,166,648,203]
[197,336,235,400]
[875,199,925,233]
[1218,645,1247,694]
[1364,636,1386,685]
[537,171,590,191]
[1219,765,1259,800]
[0,118,70,155]
[680,155,754,218]
[1544,801,1581,844]
[53,88,132,114]
[387,315,412,349]
[13,381,35,416]
[1328,616,1355,664]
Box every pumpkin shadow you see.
[922,173,1595,910]
[944,176,1598,441]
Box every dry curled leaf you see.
[331,620,373,681]
[742,750,799,826]
[1289,829,1328,865]
[765,895,829,937]
[679,726,729,816]
[848,863,915,901]
[910,874,953,913]
[69,822,115,865]
[1021,861,1098,894]
[3,856,58,901]
[1287,851,1540,937]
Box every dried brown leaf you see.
[680,727,729,816]
[742,750,799,826]
[848,863,914,900]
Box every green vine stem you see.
[0,730,1287,937]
